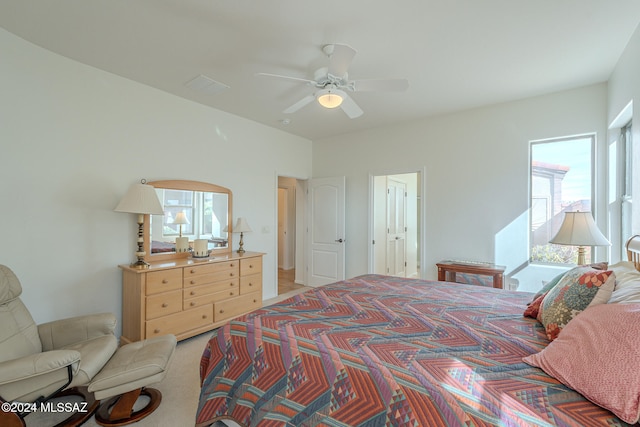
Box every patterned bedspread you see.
[196,274,631,427]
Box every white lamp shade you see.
[114,183,164,215]
[233,217,252,233]
[317,88,345,109]
[173,211,190,225]
[549,211,610,246]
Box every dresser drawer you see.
[214,292,261,322]
[240,257,262,276]
[183,278,238,300]
[146,305,213,338]
[184,287,240,309]
[145,290,182,320]
[146,269,183,295]
[184,261,238,278]
[240,274,262,295]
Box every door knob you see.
[335,238,344,243]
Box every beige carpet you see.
[25,286,309,427]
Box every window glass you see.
[530,135,594,264]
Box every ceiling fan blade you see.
[352,78,409,92]
[340,95,363,119]
[327,44,357,78]
[256,72,316,85]
[283,94,315,114]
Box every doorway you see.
[371,172,421,278]
[277,176,305,295]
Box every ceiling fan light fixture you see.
[317,88,345,109]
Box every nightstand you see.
[436,260,506,289]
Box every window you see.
[530,135,595,264]
[621,122,633,253]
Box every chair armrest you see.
[0,350,80,386]
[38,313,116,351]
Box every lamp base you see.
[237,232,245,254]
[577,246,587,265]
[130,259,151,269]
[130,220,150,269]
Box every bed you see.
[197,243,640,426]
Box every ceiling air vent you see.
[185,74,230,95]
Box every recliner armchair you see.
[0,264,176,427]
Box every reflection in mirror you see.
[144,180,232,260]
[150,189,229,254]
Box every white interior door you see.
[386,178,407,276]
[308,176,345,286]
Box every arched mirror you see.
[143,180,232,261]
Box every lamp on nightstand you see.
[233,217,252,254]
[114,179,164,269]
[549,211,610,265]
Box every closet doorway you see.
[371,172,422,278]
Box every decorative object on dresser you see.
[436,260,506,288]
[233,217,252,254]
[173,211,190,253]
[114,179,165,269]
[549,211,610,265]
[144,180,232,261]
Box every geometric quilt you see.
[196,274,632,427]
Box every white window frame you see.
[529,134,596,265]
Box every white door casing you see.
[308,176,346,286]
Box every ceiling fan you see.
[257,44,409,118]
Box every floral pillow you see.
[538,266,615,341]
[523,303,640,424]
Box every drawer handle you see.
[162,279,168,284]
[202,315,207,319]
[253,299,257,303]
[229,282,234,287]
[154,329,160,333]
[190,269,196,274]
[248,282,253,287]
[190,291,196,295]
[230,291,234,295]
[191,302,196,306]
[230,263,234,267]
[191,280,196,285]
[249,265,253,268]
[162,303,168,308]
[219,309,224,314]
[230,273,234,277]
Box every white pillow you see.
[608,261,640,290]
[609,281,640,303]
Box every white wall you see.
[313,83,608,291]
[0,29,312,334]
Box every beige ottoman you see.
[88,334,176,426]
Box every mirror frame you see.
[144,179,233,262]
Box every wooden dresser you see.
[119,251,264,343]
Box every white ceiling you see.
[2,1,640,141]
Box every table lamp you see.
[114,180,164,269]
[233,217,252,254]
[549,211,610,265]
[173,212,190,253]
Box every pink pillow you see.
[523,303,640,423]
